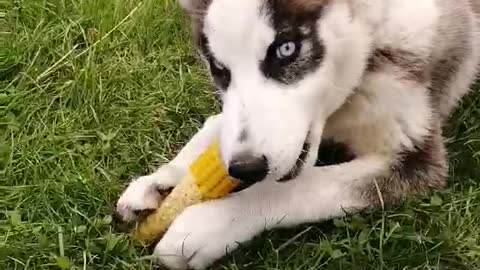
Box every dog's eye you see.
[276,42,297,59]
[269,40,301,66]
[209,58,231,90]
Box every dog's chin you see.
[278,141,311,182]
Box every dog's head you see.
[180,0,376,185]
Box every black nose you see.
[228,153,269,185]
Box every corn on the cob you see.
[130,141,239,243]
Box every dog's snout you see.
[228,153,268,185]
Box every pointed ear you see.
[178,0,194,13]
[178,0,211,43]
[178,0,211,16]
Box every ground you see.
[1,0,480,269]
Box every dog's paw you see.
[153,201,255,270]
[116,164,185,222]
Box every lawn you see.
[1,0,480,269]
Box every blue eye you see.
[276,41,297,59]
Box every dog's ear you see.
[178,0,211,42]
[178,0,211,16]
[178,0,194,13]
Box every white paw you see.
[153,200,260,270]
[116,164,185,222]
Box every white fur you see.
[207,0,378,180]
[116,0,480,269]
[324,72,433,157]
[374,0,439,56]
[154,156,385,269]
[206,0,319,179]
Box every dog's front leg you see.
[116,114,222,222]
[155,155,389,270]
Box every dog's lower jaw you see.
[278,118,326,182]
[278,141,311,182]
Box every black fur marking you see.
[209,58,231,90]
[261,0,325,84]
[278,139,354,182]
[315,139,356,167]
[199,34,232,90]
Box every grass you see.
[0,0,479,269]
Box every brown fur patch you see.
[470,0,480,16]
[181,0,328,35]
[367,48,429,84]
[361,126,448,206]
[180,0,211,15]
[429,51,467,109]
[179,0,212,45]
[281,0,329,14]
[428,0,473,118]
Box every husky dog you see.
[116,0,480,269]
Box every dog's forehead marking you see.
[201,0,325,67]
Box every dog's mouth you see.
[278,141,311,182]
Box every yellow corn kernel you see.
[130,141,239,244]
